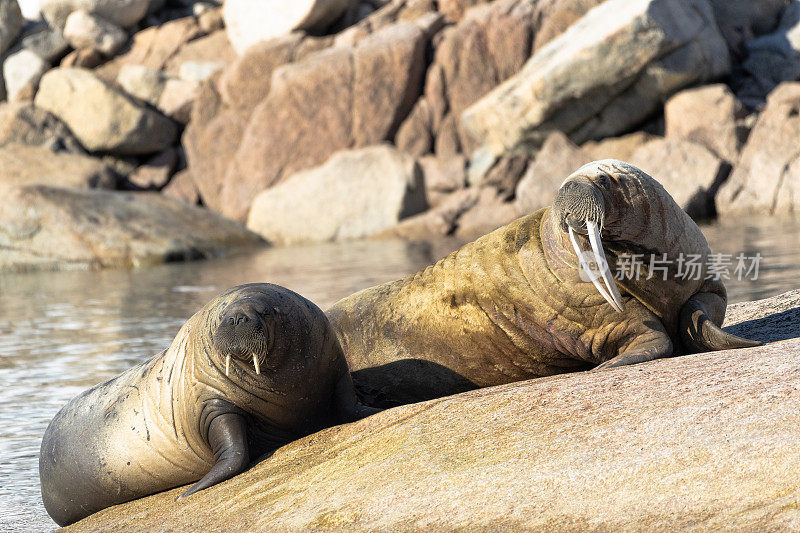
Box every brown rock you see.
[0,143,115,191]
[437,0,491,22]
[163,30,236,78]
[197,7,224,34]
[394,98,434,156]
[480,152,530,199]
[94,16,202,83]
[515,131,592,215]
[418,154,467,193]
[0,102,85,153]
[59,289,800,531]
[454,186,519,239]
[157,78,200,124]
[664,84,747,163]
[126,148,178,190]
[162,169,200,205]
[60,47,104,69]
[629,138,730,221]
[718,82,800,216]
[581,131,656,162]
[223,22,428,222]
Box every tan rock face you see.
[629,138,729,220]
[0,187,264,272]
[515,131,592,215]
[247,145,426,245]
[0,143,115,191]
[664,84,746,163]
[581,131,656,162]
[34,68,178,155]
[63,290,800,532]
[462,0,730,156]
[221,22,427,222]
[717,82,800,216]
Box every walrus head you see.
[552,159,760,352]
[213,294,276,376]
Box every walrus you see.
[40,283,378,526]
[327,159,761,407]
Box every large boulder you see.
[221,22,427,222]
[0,143,115,189]
[40,0,149,31]
[462,0,730,157]
[664,83,746,163]
[0,102,85,153]
[223,0,358,54]
[0,187,265,272]
[718,82,800,216]
[34,68,178,155]
[247,145,426,245]
[629,138,730,220]
[0,0,24,56]
[63,290,800,531]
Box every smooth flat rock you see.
[35,67,178,155]
[247,145,426,245]
[462,0,730,156]
[64,290,800,531]
[0,187,265,272]
[223,0,358,54]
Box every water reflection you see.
[0,219,798,530]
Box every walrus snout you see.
[214,301,275,376]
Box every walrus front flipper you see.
[333,372,382,422]
[593,330,673,371]
[179,403,249,499]
[680,294,762,353]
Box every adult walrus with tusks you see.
[328,160,760,407]
[40,283,378,526]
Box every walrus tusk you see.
[568,225,624,313]
[252,354,260,375]
[225,354,231,377]
[587,220,625,313]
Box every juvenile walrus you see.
[40,283,378,526]
[327,160,760,406]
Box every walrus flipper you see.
[333,372,382,422]
[679,293,762,353]
[179,401,249,499]
[593,329,673,371]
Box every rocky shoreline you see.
[62,289,800,531]
[2,0,799,272]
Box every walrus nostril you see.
[233,313,249,325]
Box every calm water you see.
[1,217,798,531]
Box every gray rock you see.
[0,0,24,56]
[63,9,128,56]
[0,101,85,153]
[21,25,70,62]
[709,0,789,54]
[462,0,730,157]
[35,67,178,155]
[40,0,150,30]
[247,145,427,245]
[2,49,50,102]
[0,186,265,271]
[223,0,359,55]
[737,1,800,102]
[718,82,800,216]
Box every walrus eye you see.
[567,220,625,313]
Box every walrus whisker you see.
[569,226,622,313]
[225,354,231,377]
[252,354,260,375]
[587,220,625,313]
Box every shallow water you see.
[1,217,798,531]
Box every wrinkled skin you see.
[327,160,759,407]
[40,283,377,527]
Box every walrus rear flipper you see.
[679,294,762,353]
